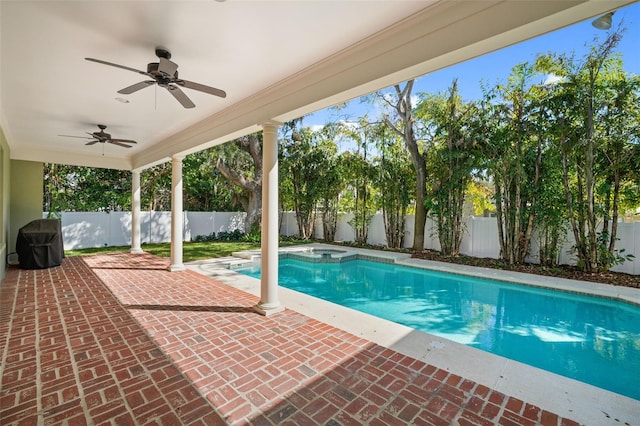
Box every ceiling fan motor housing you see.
[94,131,110,141]
[155,48,171,60]
[147,62,179,80]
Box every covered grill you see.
[16,219,64,269]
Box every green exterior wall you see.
[0,127,9,281]
[9,160,43,259]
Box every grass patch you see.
[65,239,312,262]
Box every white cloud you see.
[543,74,567,86]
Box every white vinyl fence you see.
[46,211,246,250]
[46,211,640,275]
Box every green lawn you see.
[65,239,311,262]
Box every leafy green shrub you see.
[241,227,261,243]
[215,229,245,241]
[194,232,217,242]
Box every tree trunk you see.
[608,158,621,255]
[386,81,428,251]
[322,199,338,242]
[585,71,598,272]
[245,190,262,233]
[519,136,542,264]
[215,134,263,232]
[494,178,506,261]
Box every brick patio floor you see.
[1,253,580,425]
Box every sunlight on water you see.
[236,258,640,400]
[530,327,585,343]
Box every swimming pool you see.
[236,256,640,400]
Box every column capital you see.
[260,120,282,132]
[171,154,185,162]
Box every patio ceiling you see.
[1,0,635,172]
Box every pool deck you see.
[1,247,638,425]
[188,243,640,425]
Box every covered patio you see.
[1,252,579,425]
[2,1,639,424]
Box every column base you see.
[167,264,186,272]
[253,302,285,316]
[130,248,144,254]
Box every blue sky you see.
[306,3,640,126]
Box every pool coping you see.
[186,243,640,425]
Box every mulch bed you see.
[411,249,640,289]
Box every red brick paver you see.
[0,255,223,425]
[1,253,580,425]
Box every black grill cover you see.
[16,219,64,269]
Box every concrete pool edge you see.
[186,244,640,425]
[396,256,640,308]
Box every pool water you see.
[236,257,640,400]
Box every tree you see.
[475,63,546,265]
[183,150,243,212]
[417,79,479,256]
[597,69,640,264]
[312,124,345,242]
[379,80,429,251]
[337,119,377,244]
[214,133,263,232]
[44,163,74,215]
[372,124,414,248]
[280,126,329,239]
[532,142,567,267]
[142,163,171,211]
[43,164,131,213]
[537,30,637,271]
[466,180,494,216]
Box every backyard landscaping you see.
[66,239,640,289]
[412,249,640,289]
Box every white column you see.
[168,155,186,272]
[254,121,284,315]
[130,170,143,254]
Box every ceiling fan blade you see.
[85,140,100,145]
[85,57,149,76]
[167,85,195,108]
[109,141,134,148]
[158,57,178,77]
[118,80,156,94]
[176,79,227,98]
[109,138,137,144]
[58,134,92,139]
